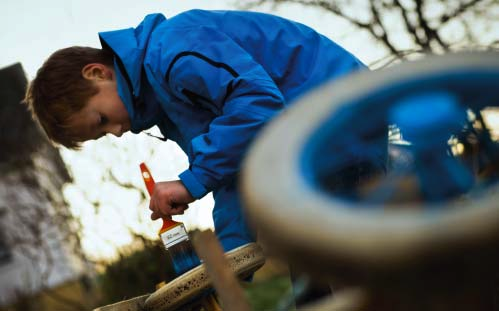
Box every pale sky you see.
[0,0,381,260]
[1,0,379,77]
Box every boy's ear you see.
[81,63,114,81]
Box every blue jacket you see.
[99,10,366,199]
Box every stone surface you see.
[0,63,86,307]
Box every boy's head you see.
[25,46,131,149]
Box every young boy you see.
[25,9,366,253]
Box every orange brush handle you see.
[140,162,156,196]
[140,162,179,231]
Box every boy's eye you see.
[100,115,108,125]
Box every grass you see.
[243,274,295,311]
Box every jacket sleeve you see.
[162,27,286,199]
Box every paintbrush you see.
[140,162,201,276]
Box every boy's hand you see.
[149,180,195,220]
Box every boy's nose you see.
[107,124,123,137]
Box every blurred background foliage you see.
[95,235,176,306]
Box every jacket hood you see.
[98,13,166,133]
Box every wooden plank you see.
[191,230,250,311]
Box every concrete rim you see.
[241,52,499,271]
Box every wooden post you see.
[191,230,251,311]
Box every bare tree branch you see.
[107,168,140,191]
[414,0,449,51]
[392,0,427,48]
[440,0,486,24]
[241,0,497,66]
[369,0,402,57]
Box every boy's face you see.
[68,64,131,141]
